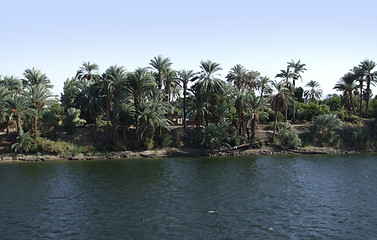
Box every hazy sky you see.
[1,0,377,97]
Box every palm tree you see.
[127,67,156,110]
[104,65,128,143]
[360,59,377,117]
[270,81,292,137]
[247,95,269,147]
[4,95,35,135]
[177,70,199,130]
[23,68,52,88]
[257,76,272,97]
[226,64,250,90]
[136,91,172,144]
[287,59,307,121]
[198,60,224,126]
[276,67,293,121]
[163,68,180,103]
[76,61,99,82]
[334,73,358,115]
[188,82,208,128]
[26,84,52,135]
[349,66,364,116]
[150,55,172,90]
[0,75,23,93]
[304,80,323,103]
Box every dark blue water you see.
[1,154,377,239]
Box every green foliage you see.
[310,114,341,147]
[296,102,331,122]
[339,119,377,151]
[143,138,154,150]
[322,94,342,111]
[274,122,302,149]
[63,108,86,134]
[200,119,231,149]
[344,114,360,124]
[12,132,37,153]
[369,98,377,118]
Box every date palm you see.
[270,81,292,137]
[287,59,307,121]
[359,59,377,117]
[247,95,269,147]
[163,68,180,103]
[76,61,99,82]
[127,67,156,110]
[26,84,52,135]
[104,65,128,143]
[349,66,364,117]
[257,76,272,97]
[23,68,52,88]
[276,67,293,121]
[177,69,199,130]
[0,75,23,94]
[150,55,172,90]
[199,60,224,126]
[304,80,323,103]
[334,73,357,115]
[226,64,250,90]
[4,95,35,135]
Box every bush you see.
[310,114,341,147]
[274,122,301,149]
[296,102,331,122]
[200,120,231,149]
[12,132,37,153]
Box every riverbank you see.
[0,146,362,162]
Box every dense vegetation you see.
[1,56,377,154]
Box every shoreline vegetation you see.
[1,57,377,162]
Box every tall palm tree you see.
[76,61,99,82]
[270,81,292,137]
[4,95,35,136]
[226,64,250,90]
[26,84,52,135]
[349,66,364,116]
[150,55,172,90]
[334,73,358,115]
[127,67,156,110]
[198,60,224,126]
[247,95,269,147]
[360,59,377,117]
[23,68,52,88]
[304,80,323,103]
[257,76,272,97]
[104,65,128,143]
[177,69,199,130]
[276,67,293,121]
[163,68,180,103]
[287,59,307,121]
[0,75,23,93]
[188,82,208,128]
[136,91,172,143]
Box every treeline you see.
[1,56,377,153]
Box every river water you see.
[0,154,377,239]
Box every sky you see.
[1,0,377,97]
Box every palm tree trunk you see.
[6,119,9,135]
[273,108,278,137]
[111,91,120,144]
[33,109,38,135]
[359,80,363,117]
[183,87,187,130]
[249,117,257,147]
[292,79,296,122]
[16,116,21,136]
[365,75,371,117]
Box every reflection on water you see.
[1,154,377,239]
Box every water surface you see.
[1,154,377,239]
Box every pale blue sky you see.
[1,0,376,97]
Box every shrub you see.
[310,114,341,147]
[12,132,37,153]
[200,120,231,149]
[274,122,301,149]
